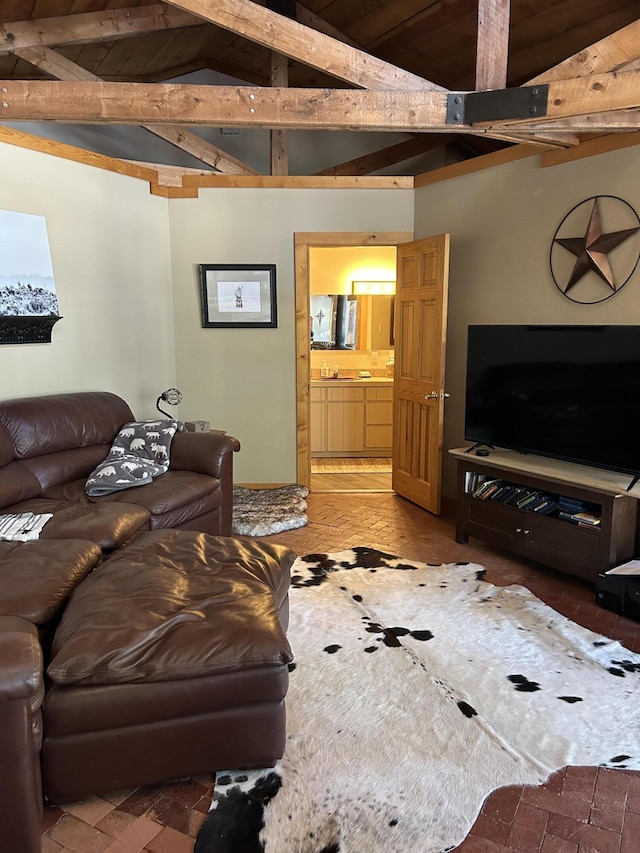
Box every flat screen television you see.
[464,325,640,480]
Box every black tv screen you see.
[464,325,640,476]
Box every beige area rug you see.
[311,457,391,473]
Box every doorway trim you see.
[294,230,414,488]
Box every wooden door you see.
[392,234,450,514]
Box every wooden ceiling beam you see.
[163,0,445,91]
[492,109,640,133]
[0,5,200,55]
[0,80,450,129]
[0,79,595,140]
[527,19,640,84]
[487,68,640,127]
[475,0,510,91]
[0,0,568,153]
[162,0,570,148]
[144,125,259,174]
[124,160,215,187]
[270,52,289,176]
[13,48,259,175]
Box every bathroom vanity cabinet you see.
[310,379,393,456]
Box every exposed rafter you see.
[13,45,257,175]
[0,5,200,54]
[163,0,445,91]
[476,0,511,91]
[0,2,636,175]
[528,19,640,84]
[0,78,613,136]
[270,52,289,175]
[479,69,640,129]
[160,0,574,148]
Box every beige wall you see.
[168,188,413,483]
[0,142,175,417]
[6,134,638,493]
[414,146,640,498]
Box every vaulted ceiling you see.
[0,1,639,177]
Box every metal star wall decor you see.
[550,196,640,304]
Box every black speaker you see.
[596,571,640,622]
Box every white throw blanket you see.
[0,512,52,541]
[85,419,182,497]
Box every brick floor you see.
[40,491,640,852]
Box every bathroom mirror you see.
[310,294,394,351]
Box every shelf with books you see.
[453,449,637,582]
[465,474,602,529]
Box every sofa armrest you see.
[170,431,241,536]
[0,616,44,853]
[169,431,240,478]
[0,616,43,704]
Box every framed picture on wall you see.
[199,264,277,328]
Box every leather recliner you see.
[0,617,44,853]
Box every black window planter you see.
[0,315,62,344]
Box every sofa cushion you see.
[6,498,150,551]
[0,461,43,510]
[0,540,102,625]
[0,392,133,459]
[20,446,111,493]
[98,470,221,515]
[46,471,220,523]
[48,530,295,686]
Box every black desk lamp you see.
[156,387,183,418]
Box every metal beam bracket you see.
[446,84,549,125]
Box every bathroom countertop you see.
[310,377,394,385]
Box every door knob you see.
[441,392,450,400]
[424,392,438,400]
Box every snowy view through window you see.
[0,209,59,316]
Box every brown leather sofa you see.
[0,390,241,542]
[0,393,295,853]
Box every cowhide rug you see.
[232,485,309,536]
[195,548,640,853]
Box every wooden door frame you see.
[295,230,414,487]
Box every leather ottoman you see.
[42,529,295,803]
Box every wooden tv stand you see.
[450,447,640,583]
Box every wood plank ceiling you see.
[0,0,638,177]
